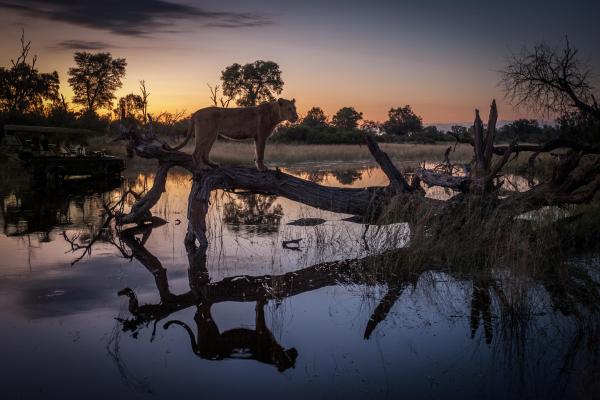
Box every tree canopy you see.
[68,52,127,114]
[332,106,363,130]
[383,105,423,136]
[221,60,284,107]
[302,106,328,128]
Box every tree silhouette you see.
[221,60,283,107]
[68,52,127,114]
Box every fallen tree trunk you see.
[113,101,599,247]
[114,122,428,244]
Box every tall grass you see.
[376,196,577,274]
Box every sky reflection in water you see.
[0,164,598,399]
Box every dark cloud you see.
[56,40,114,50]
[0,0,272,36]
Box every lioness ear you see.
[292,98,296,104]
[277,98,284,105]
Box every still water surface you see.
[0,164,598,399]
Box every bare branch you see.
[139,80,150,123]
[207,83,232,108]
[500,38,599,119]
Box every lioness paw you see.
[256,164,270,172]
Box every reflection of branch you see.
[117,163,173,225]
[61,179,164,265]
[116,220,400,334]
[111,218,600,382]
[62,215,114,266]
[106,321,153,394]
[364,285,405,339]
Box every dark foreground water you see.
[0,164,598,399]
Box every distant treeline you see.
[0,31,188,138]
[271,105,566,145]
[1,31,593,146]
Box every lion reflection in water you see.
[164,299,299,372]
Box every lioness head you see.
[277,98,298,122]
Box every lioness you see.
[170,98,298,171]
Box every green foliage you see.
[302,106,328,128]
[272,125,365,144]
[0,32,59,114]
[221,60,283,107]
[332,106,362,130]
[68,52,127,114]
[383,105,423,136]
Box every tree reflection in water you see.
[291,168,364,186]
[331,169,363,185]
[222,193,283,234]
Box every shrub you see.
[271,125,365,144]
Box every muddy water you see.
[0,164,597,399]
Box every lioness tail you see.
[164,117,194,151]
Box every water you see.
[0,164,598,399]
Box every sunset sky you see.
[0,0,598,124]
